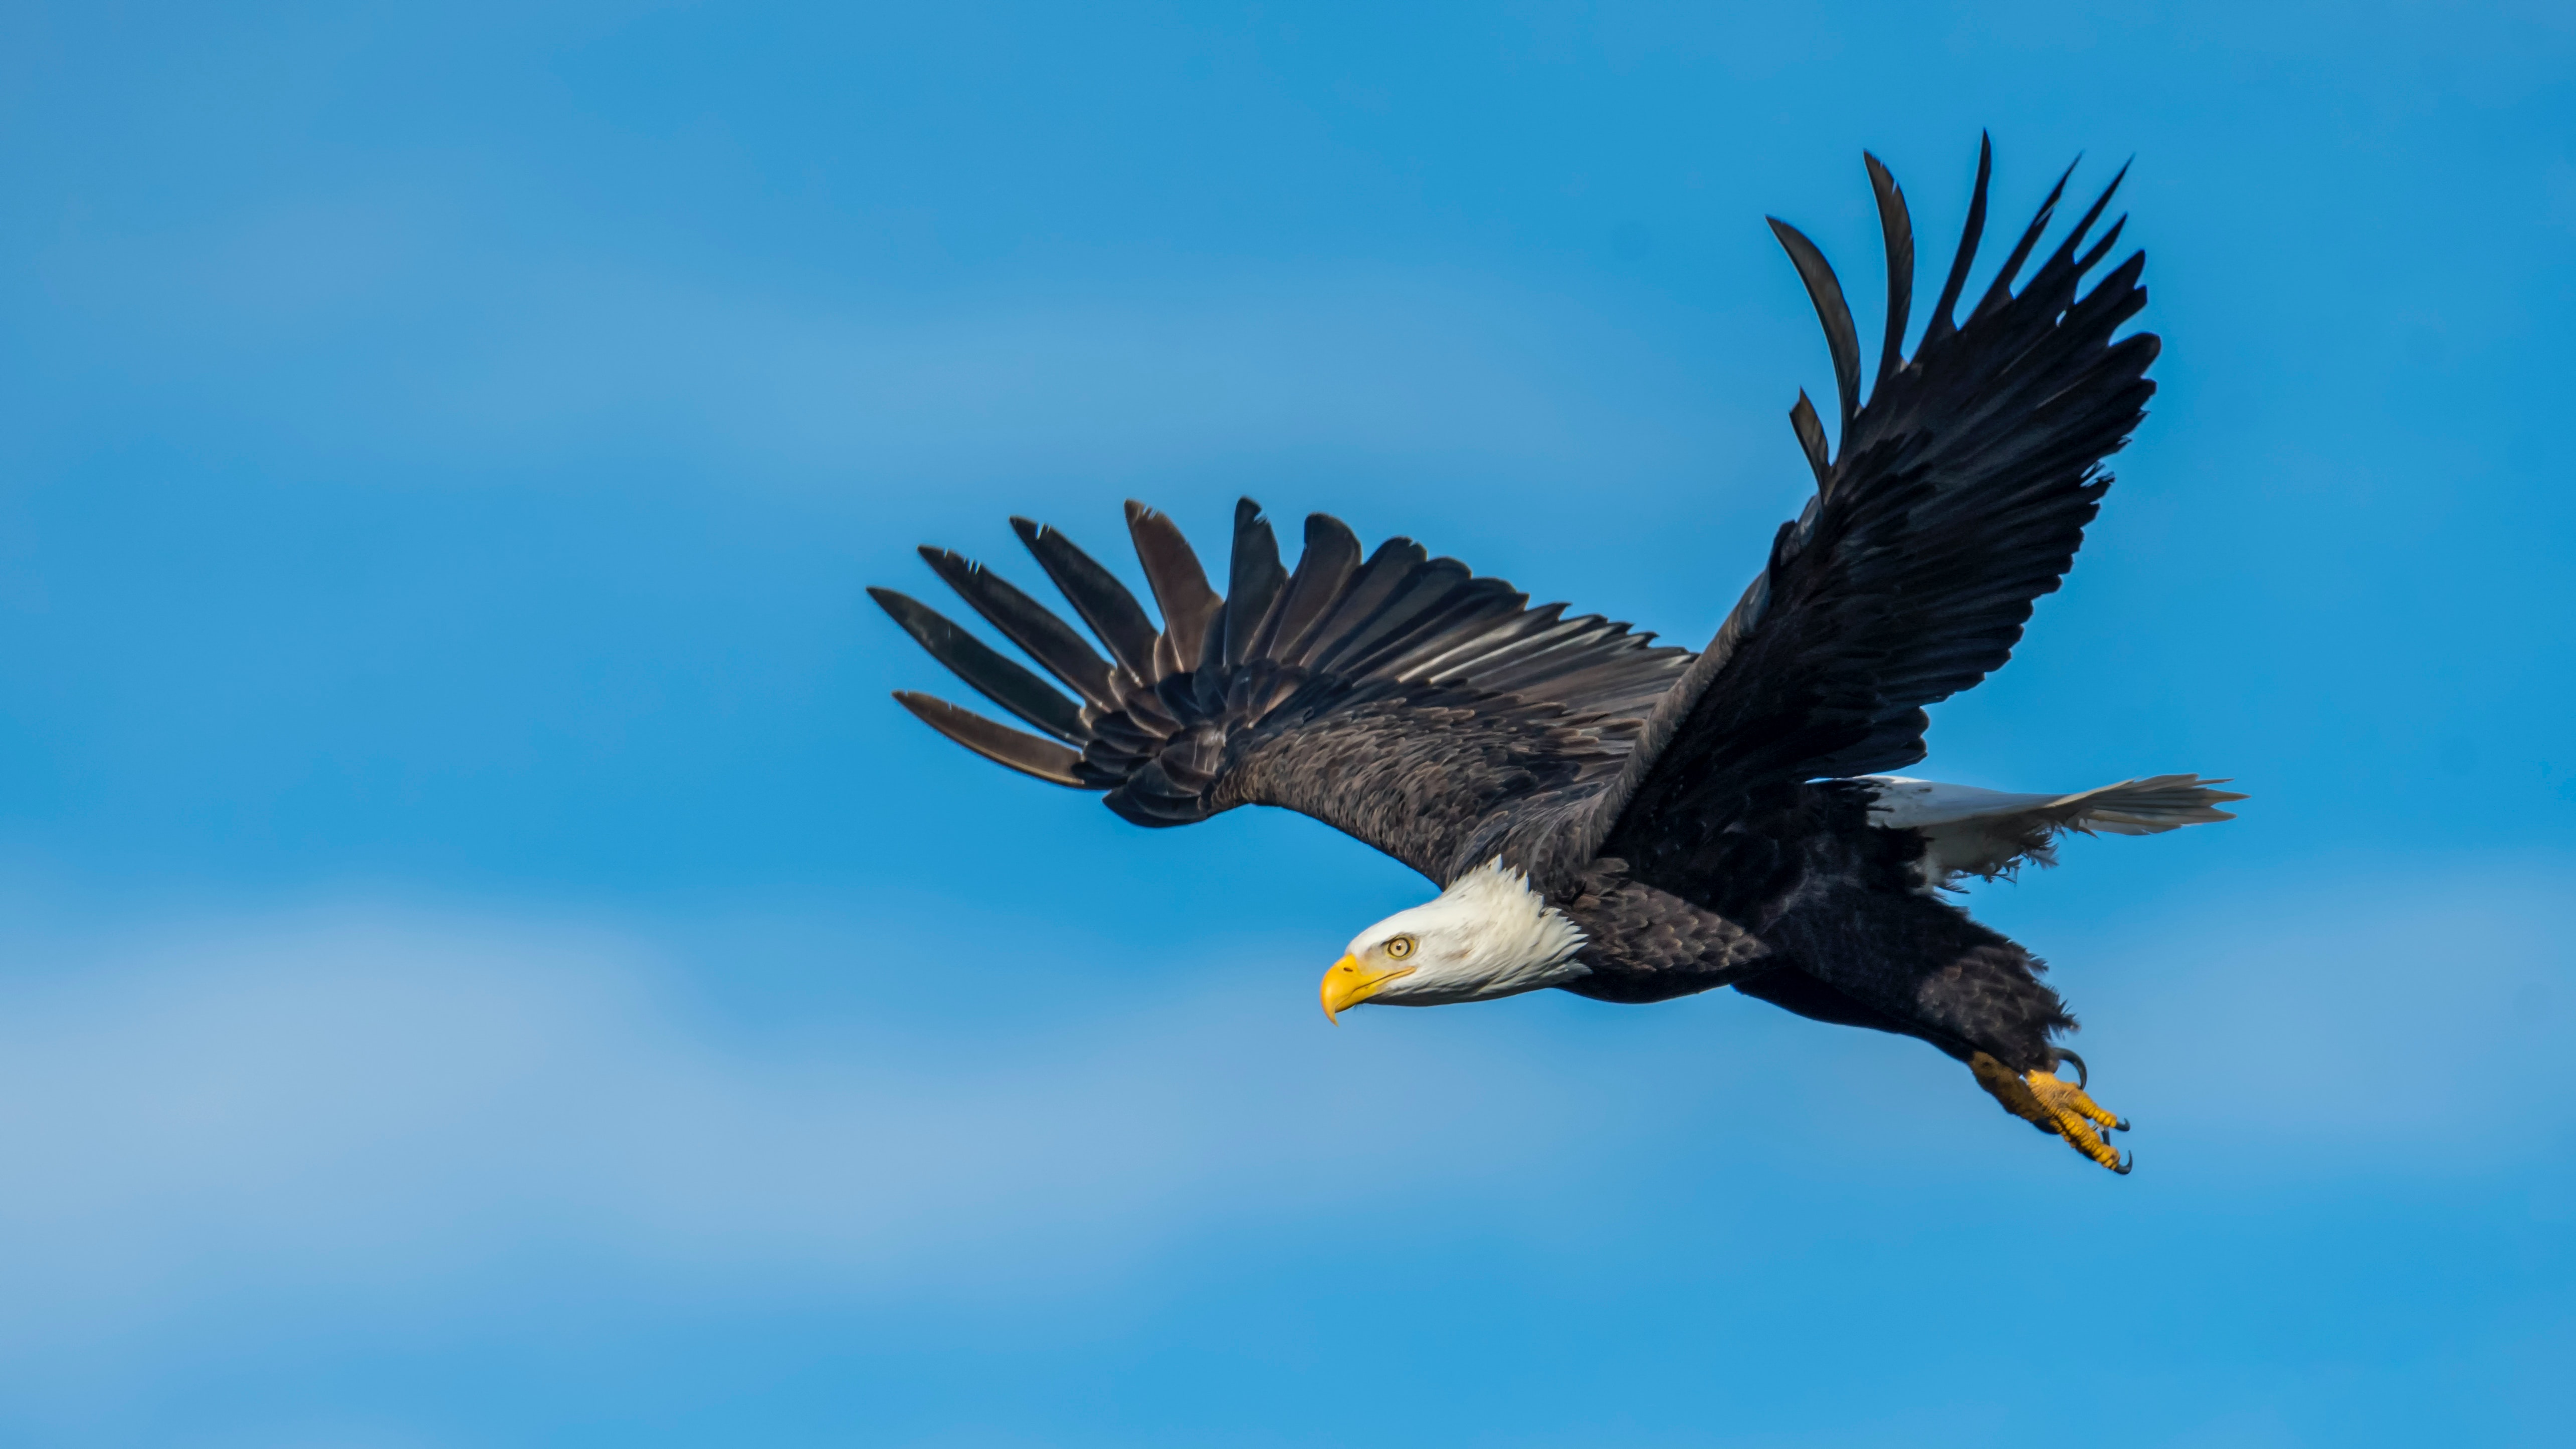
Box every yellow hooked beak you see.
[1320,953,1415,1023]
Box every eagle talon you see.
[1970,1051,2133,1173]
[2056,1048,2089,1089]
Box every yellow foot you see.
[1969,1050,2132,1174]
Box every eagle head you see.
[1319,859,1591,1020]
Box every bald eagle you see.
[870,139,2241,1174]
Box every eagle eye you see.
[1384,935,1416,960]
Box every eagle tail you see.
[1862,773,2246,888]
[2044,773,2249,837]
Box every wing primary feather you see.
[869,587,1087,743]
[1010,517,1160,680]
[1125,501,1222,673]
[1398,603,1570,681]
[1967,155,2077,323]
[891,690,1091,787]
[1789,390,1832,486]
[1922,132,1993,349]
[917,547,1119,709]
[1767,216,1863,430]
[1223,498,1287,667]
[1287,536,1426,669]
[1309,557,1472,675]
[1864,151,1915,385]
[2043,158,2130,276]
[1344,576,1521,678]
[1254,512,1363,662]
[2075,215,2129,276]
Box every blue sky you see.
[2,2,2571,1444]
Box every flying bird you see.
[869,138,2242,1173]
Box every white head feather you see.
[1338,859,1591,1007]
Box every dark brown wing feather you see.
[878,501,1690,884]
[891,691,1087,786]
[1570,139,2158,899]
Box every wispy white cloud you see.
[0,861,2561,1376]
[0,903,1641,1352]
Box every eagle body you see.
[871,138,2243,1173]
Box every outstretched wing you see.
[1576,138,2159,887]
[873,500,1690,883]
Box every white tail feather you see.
[1860,773,2246,889]
[2042,774,2248,836]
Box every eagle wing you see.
[1573,140,2161,892]
[873,500,1690,883]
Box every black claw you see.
[2112,1150,2134,1175]
[2114,1117,2132,1132]
[2056,1048,2089,1089]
